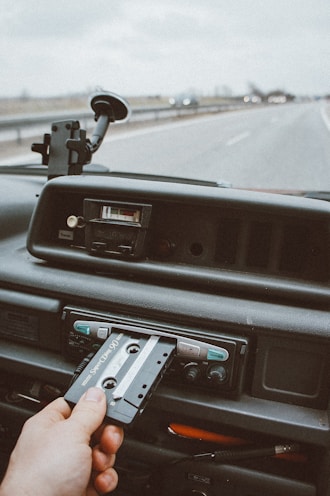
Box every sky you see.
[0,0,329,99]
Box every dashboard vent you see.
[215,216,328,282]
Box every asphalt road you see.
[94,101,330,190]
[1,102,329,191]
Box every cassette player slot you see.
[72,320,230,362]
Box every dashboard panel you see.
[0,173,329,495]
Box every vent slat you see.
[215,216,328,282]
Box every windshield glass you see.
[1,0,329,190]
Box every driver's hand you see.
[0,387,123,496]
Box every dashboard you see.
[0,172,329,496]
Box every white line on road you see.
[226,131,250,146]
[104,112,235,144]
[320,105,330,133]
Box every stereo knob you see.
[207,364,227,385]
[183,362,200,383]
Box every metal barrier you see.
[0,103,245,144]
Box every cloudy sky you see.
[1,0,329,98]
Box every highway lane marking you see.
[320,105,330,133]
[104,112,234,144]
[226,131,250,146]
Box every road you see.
[1,102,330,191]
[94,101,330,190]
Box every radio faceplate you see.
[63,307,249,398]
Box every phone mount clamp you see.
[31,92,130,180]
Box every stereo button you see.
[97,327,110,340]
[177,341,201,357]
[207,348,229,361]
[74,323,91,336]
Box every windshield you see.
[1,0,329,190]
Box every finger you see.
[69,387,107,439]
[26,397,72,428]
[93,467,119,494]
[92,423,123,452]
[99,424,124,454]
[92,424,123,471]
[92,446,116,472]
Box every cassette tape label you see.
[82,333,124,386]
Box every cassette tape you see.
[64,329,176,425]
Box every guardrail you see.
[0,102,246,144]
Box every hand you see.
[0,387,123,496]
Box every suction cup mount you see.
[32,91,130,179]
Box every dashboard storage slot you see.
[251,336,330,409]
[113,422,318,496]
[159,459,316,496]
[0,289,62,351]
[84,199,152,258]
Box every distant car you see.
[243,94,262,104]
[267,94,287,104]
[169,93,199,107]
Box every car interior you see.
[0,92,329,496]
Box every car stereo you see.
[62,307,249,399]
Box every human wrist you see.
[0,474,53,496]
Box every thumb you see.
[69,387,107,438]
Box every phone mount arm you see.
[31,92,130,180]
